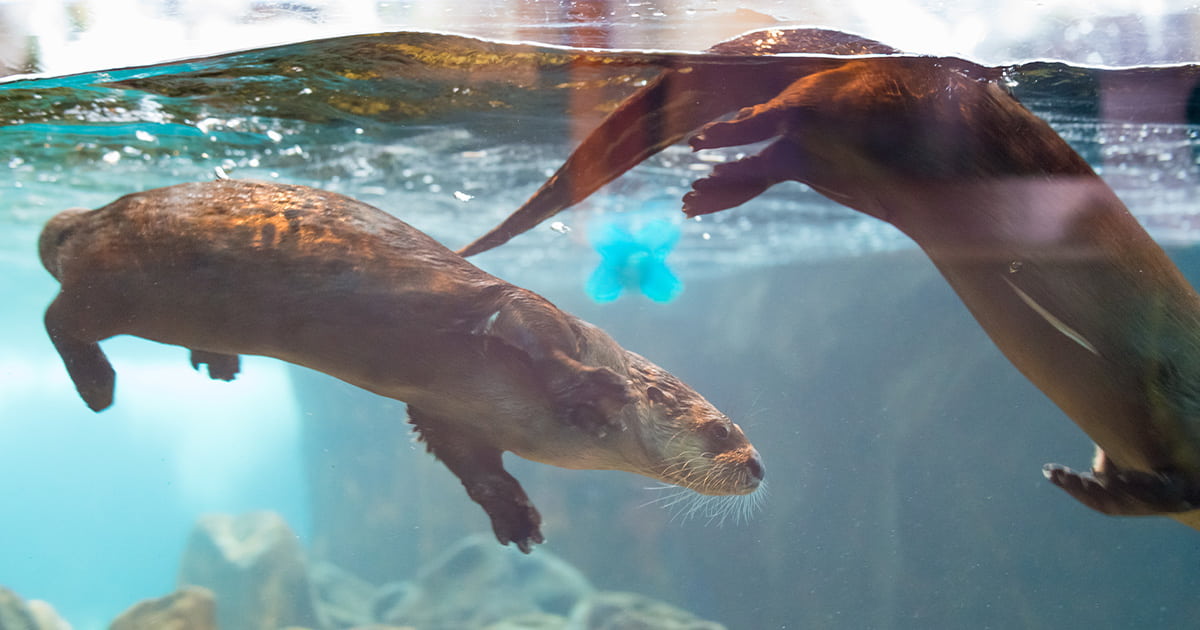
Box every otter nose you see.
[746,450,765,481]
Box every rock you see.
[484,612,568,630]
[27,600,72,630]
[368,582,413,623]
[566,592,726,630]
[0,587,40,630]
[310,562,377,629]
[0,588,70,630]
[178,511,322,630]
[108,586,216,630]
[278,626,415,630]
[378,534,593,630]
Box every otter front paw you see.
[1043,463,1200,516]
[76,360,116,412]
[690,101,788,152]
[683,139,801,217]
[552,366,633,438]
[48,334,116,412]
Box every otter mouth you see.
[659,447,765,496]
[644,452,768,525]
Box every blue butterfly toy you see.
[585,198,684,303]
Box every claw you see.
[1044,463,1200,516]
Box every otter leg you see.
[190,350,241,381]
[409,406,544,553]
[1044,448,1200,516]
[485,298,631,437]
[683,139,805,217]
[44,296,116,412]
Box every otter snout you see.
[731,447,765,495]
[747,449,765,482]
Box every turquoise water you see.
[4,30,1200,629]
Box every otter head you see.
[624,353,764,496]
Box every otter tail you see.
[455,28,900,258]
[38,208,89,279]
[456,65,741,257]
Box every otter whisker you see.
[638,480,766,526]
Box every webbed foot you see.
[463,472,545,553]
[190,350,241,381]
[683,139,804,217]
[410,408,545,553]
[1043,463,1200,516]
[549,364,633,438]
[690,101,791,153]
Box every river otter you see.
[38,179,764,552]
[680,56,1200,529]
[458,30,1200,531]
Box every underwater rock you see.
[0,587,40,630]
[26,600,72,630]
[108,586,216,630]
[483,612,569,629]
[341,626,416,630]
[0,587,70,630]
[178,511,322,630]
[310,562,378,629]
[377,534,593,629]
[279,626,414,630]
[566,591,726,630]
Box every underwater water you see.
[3,23,1200,630]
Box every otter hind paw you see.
[189,350,241,381]
[410,407,546,553]
[1043,463,1200,516]
[456,468,545,553]
[477,487,545,554]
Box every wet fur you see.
[39,179,763,551]
[459,28,1200,531]
[682,56,1200,529]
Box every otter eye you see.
[709,423,731,440]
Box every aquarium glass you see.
[2,1,1200,629]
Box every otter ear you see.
[647,386,674,406]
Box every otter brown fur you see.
[38,179,763,552]
[458,29,1200,531]
[681,56,1200,529]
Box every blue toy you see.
[585,200,684,303]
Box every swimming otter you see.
[458,30,1200,531]
[38,179,764,552]
[680,56,1200,529]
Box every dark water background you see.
[3,28,1200,629]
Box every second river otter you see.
[38,179,764,552]
[457,29,1200,531]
